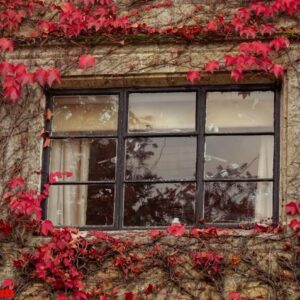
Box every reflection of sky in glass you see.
[52,95,119,132]
[128,92,196,132]
[206,91,274,133]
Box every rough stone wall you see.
[6,233,300,300]
[0,1,300,299]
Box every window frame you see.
[42,83,281,230]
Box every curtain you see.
[255,136,273,222]
[47,140,90,226]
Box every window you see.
[43,85,280,229]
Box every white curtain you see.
[48,140,90,226]
[255,136,273,222]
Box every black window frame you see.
[42,83,280,230]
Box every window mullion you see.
[195,87,206,226]
[41,91,53,220]
[115,90,127,230]
[273,83,281,224]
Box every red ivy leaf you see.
[19,73,35,86]
[231,68,243,81]
[38,21,57,34]
[271,64,285,78]
[35,68,48,87]
[186,70,201,84]
[61,2,76,13]
[205,60,220,74]
[82,0,96,5]
[289,219,300,231]
[73,291,88,300]
[207,19,218,32]
[228,291,241,300]
[3,76,20,103]
[43,137,51,148]
[57,294,68,300]
[40,220,54,236]
[0,38,13,52]
[286,201,300,215]
[224,55,237,66]
[269,36,290,51]
[145,284,153,295]
[44,108,53,120]
[8,177,25,189]
[78,54,96,70]
[259,24,276,36]
[124,292,134,300]
[0,220,11,236]
[167,223,185,237]
[254,223,273,233]
[190,228,201,236]
[2,278,14,289]
[149,229,162,238]
[47,68,61,87]
[65,171,73,177]
[240,27,256,39]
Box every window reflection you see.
[124,183,195,226]
[86,185,114,226]
[204,182,272,223]
[204,136,274,179]
[126,137,196,180]
[46,88,276,228]
[128,92,196,132]
[50,138,117,182]
[206,91,274,133]
[52,95,118,133]
[48,184,115,226]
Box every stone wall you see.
[1,1,300,299]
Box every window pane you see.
[86,185,114,226]
[52,95,118,133]
[50,138,117,181]
[128,92,196,132]
[204,182,273,223]
[126,137,196,180]
[204,136,274,179]
[48,184,114,226]
[206,91,274,133]
[124,182,195,226]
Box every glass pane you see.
[52,95,118,133]
[50,138,117,181]
[204,182,273,223]
[86,185,114,226]
[124,182,195,226]
[128,92,196,132]
[204,136,274,179]
[48,184,114,226]
[206,91,274,133]
[126,137,196,180]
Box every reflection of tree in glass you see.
[128,110,154,131]
[88,139,116,181]
[205,156,258,179]
[125,182,195,226]
[86,139,116,225]
[205,162,257,223]
[125,137,195,227]
[126,138,159,180]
